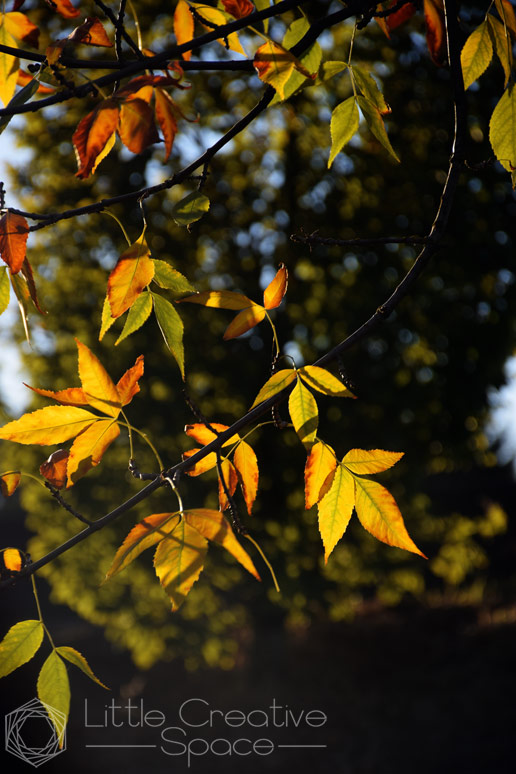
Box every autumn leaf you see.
[298,365,354,397]
[180,289,254,309]
[496,0,516,38]
[317,464,355,562]
[172,191,210,226]
[37,651,70,747]
[488,14,513,87]
[222,0,255,19]
[0,471,21,496]
[67,17,112,47]
[39,449,69,489]
[105,512,180,580]
[185,422,238,446]
[357,96,400,162]
[328,96,359,168]
[73,99,119,179]
[254,41,314,99]
[76,338,121,417]
[24,385,89,406]
[152,260,195,294]
[118,98,160,154]
[3,547,23,571]
[154,88,180,160]
[154,519,208,611]
[289,377,318,450]
[0,620,44,678]
[20,257,44,313]
[233,441,259,514]
[489,84,516,182]
[223,304,266,339]
[2,11,39,47]
[218,456,238,511]
[184,509,260,578]
[424,0,447,66]
[115,292,153,345]
[250,368,296,408]
[342,448,404,475]
[174,0,194,60]
[182,447,218,475]
[352,66,390,115]
[0,212,29,274]
[0,266,8,314]
[116,354,144,405]
[0,22,19,107]
[0,406,98,445]
[66,418,120,486]
[152,293,185,378]
[304,441,337,509]
[461,20,493,90]
[107,236,155,318]
[48,0,81,18]
[190,3,246,56]
[263,264,288,309]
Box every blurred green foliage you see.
[1,2,515,669]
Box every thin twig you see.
[44,482,93,525]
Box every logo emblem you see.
[5,697,66,768]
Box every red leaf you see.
[424,0,447,66]
[39,449,69,489]
[221,0,254,19]
[385,1,416,31]
[45,0,80,18]
[154,88,179,160]
[73,100,119,179]
[0,212,28,274]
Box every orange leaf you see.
[116,354,144,406]
[184,509,260,579]
[154,88,179,160]
[233,441,259,515]
[498,0,516,38]
[3,12,39,47]
[174,0,194,60]
[182,447,218,476]
[66,419,120,486]
[17,69,54,94]
[0,212,29,274]
[218,457,238,511]
[221,0,254,19]
[223,305,265,339]
[184,422,238,446]
[354,476,426,557]
[73,99,119,179]
[304,441,337,509]
[0,405,98,445]
[118,98,159,154]
[107,237,154,318]
[0,472,21,496]
[105,512,179,580]
[67,17,112,47]
[20,258,44,313]
[24,385,88,407]
[39,449,69,489]
[385,0,416,31]
[424,0,446,66]
[263,263,288,309]
[179,290,254,309]
[48,0,81,18]
[76,338,121,417]
[3,547,23,571]
[317,464,355,562]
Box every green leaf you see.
[0,619,44,678]
[328,96,359,168]
[271,17,322,104]
[55,646,109,689]
[487,14,513,88]
[152,293,185,377]
[288,377,318,450]
[461,20,493,90]
[0,77,39,136]
[115,291,153,345]
[357,96,400,162]
[152,260,196,294]
[172,191,210,226]
[0,266,10,315]
[317,60,348,84]
[352,66,389,114]
[489,84,516,185]
[99,294,116,341]
[37,651,70,748]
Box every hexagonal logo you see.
[5,697,66,768]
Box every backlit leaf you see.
[99,294,116,341]
[20,257,44,313]
[352,66,390,114]
[107,236,154,318]
[154,519,208,611]
[2,11,39,47]
[0,406,98,445]
[357,96,400,162]
[105,512,179,580]
[0,471,21,496]
[222,0,254,18]
[263,263,288,309]
[328,96,359,168]
[0,620,43,678]
[461,19,493,90]
[116,354,144,405]
[298,365,354,397]
[66,419,120,486]
[218,456,239,511]
[250,368,296,408]
[179,289,253,309]
[39,449,69,489]
[67,17,112,47]
[0,212,29,274]
[495,0,516,38]
[76,338,121,417]
[288,377,318,450]
[271,17,322,103]
[489,84,516,180]
[233,441,259,514]
[354,475,426,556]
[56,646,109,689]
[343,448,404,475]
[254,40,313,99]
[73,100,119,179]
[24,385,88,407]
[152,293,185,377]
[190,3,246,55]
[115,292,153,345]
[304,441,337,509]
[182,447,218,475]
[172,191,210,226]
[318,60,348,83]
[0,25,18,107]
[317,464,355,562]
[184,509,260,578]
[488,14,513,87]
[185,422,238,446]
[223,304,266,339]
[0,266,9,314]
[51,0,81,18]
[3,547,22,570]
[152,260,196,294]
[0,76,39,135]
[154,88,180,160]
[37,652,70,747]
[118,98,160,154]
[424,0,446,66]
[174,0,194,60]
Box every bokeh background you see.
[1,2,516,771]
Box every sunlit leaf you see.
[304,441,337,509]
[99,294,116,341]
[317,463,355,562]
[73,100,119,179]
[24,385,88,407]
[495,0,516,38]
[352,66,390,114]
[184,509,260,578]
[250,368,296,408]
[357,96,400,162]
[217,456,239,511]
[152,260,196,294]
[0,25,18,107]
[174,0,194,60]
[0,471,21,496]
[118,98,160,154]
[254,40,314,99]
[0,620,43,678]
[318,60,348,83]
[190,3,246,55]
[67,17,112,47]
[76,338,121,417]
[172,191,210,226]
[342,448,404,474]
[20,257,44,313]
[105,512,179,580]
[3,547,22,570]
[0,266,10,315]
[154,88,180,160]
[223,304,266,339]
[233,441,259,514]
[37,651,70,747]
[115,292,153,345]
[39,449,69,489]
[2,11,39,47]
[152,293,185,377]
[288,377,318,450]
[271,17,322,103]
[182,447,218,475]
[0,211,29,274]
[488,14,513,88]
[179,289,253,309]
[154,519,208,611]
[461,19,493,90]
[328,96,359,168]
[298,365,354,397]
[0,76,39,135]
[50,0,81,18]
[116,354,144,405]
[185,422,238,446]
[0,406,98,445]
[55,646,109,689]
[263,263,288,309]
[424,0,446,66]
[107,236,154,318]
[221,0,254,18]
[489,84,516,182]
[66,419,120,486]
[354,475,426,556]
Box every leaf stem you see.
[264,310,280,357]
[117,420,164,469]
[104,211,131,245]
[244,534,280,593]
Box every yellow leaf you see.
[185,508,260,579]
[0,25,19,107]
[299,365,354,397]
[0,619,43,678]
[223,305,266,339]
[496,0,516,38]
[254,41,313,99]
[107,236,155,318]
[66,419,120,486]
[304,441,337,509]
[0,471,21,496]
[179,290,254,309]
[490,84,516,180]
[263,264,288,309]
[174,0,194,60]
[91,131,116,174]
[354,476,426,557]
[154,519,208,611]
[233,441,259,515]
[0,405,98,445]
[76,338,121,417]
[105,512,180,580]
[288,377,318,450]
[461,20,493,90]
[37,652,70,748]
[342,448,404,475]
[217,457,238,511]
[317,464,355,562]
[56,646,109,690]
[328,96,360,168]
[190,3,246,55]
[250,368,296,408]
